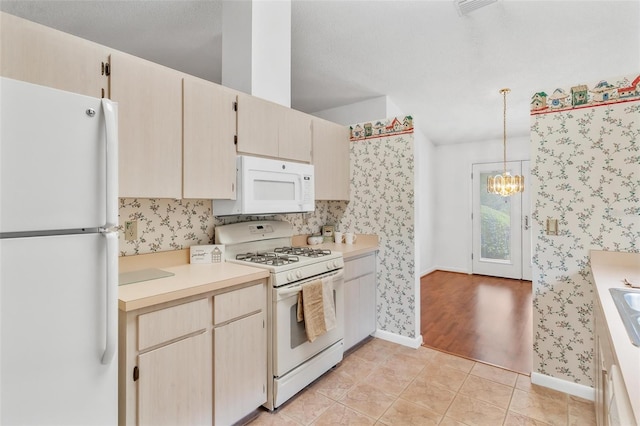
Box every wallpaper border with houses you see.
[350,116,413,141]
[530,73,639,386]
[530,74,640,115]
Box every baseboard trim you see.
[435,266,470,275]
[373,329,423,349]
[420,266,438,277]
[531,372,595,401]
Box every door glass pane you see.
[480,172,511,262]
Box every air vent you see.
[454,0,498,16]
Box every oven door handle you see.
[277,270,344,296]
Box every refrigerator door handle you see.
[101,231,118,365]
[102,98,118,229]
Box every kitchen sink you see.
[623,292,640,311]
[609,288,640,346]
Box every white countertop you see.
[118,250,269,312]
[590,250,640,422]
[118,236,379,312]
[292,234,379,259]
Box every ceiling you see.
[1,0,638,146]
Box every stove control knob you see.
[296,270,303,279]
[326,261,333,269]
[287,272,294,282]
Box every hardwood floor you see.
[420,270,532,375]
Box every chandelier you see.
[487,88,524,197]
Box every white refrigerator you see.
[0,77,118,425]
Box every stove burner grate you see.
[236,252,300,266]
[273,247,332,257]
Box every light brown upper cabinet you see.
[236,93,312,163]
[110,52,183,199]
[279,107,313,163]
[183,77,238,200]
[312,118,350,200]
[0,12,108,98]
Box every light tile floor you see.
[247,338,596,426]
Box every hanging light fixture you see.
[487,88,524,196]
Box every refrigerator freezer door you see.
[0,78,107,233]
[0,233,117,425]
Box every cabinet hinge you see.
[471,253,474,260]
[101,62,111,76]
[233,101,238,112]
[133,366,139,382]
[234,135,238,145]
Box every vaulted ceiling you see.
[2,0,638,145]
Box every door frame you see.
[471,161,531,280]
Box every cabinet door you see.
[343,278,361,351]
[0,12,108,98]
[214,312,266,425]
[236,93,279,159]
[343,273,377,351]
[183,77,238,199]
[110,52,183,198]
[138,332,212,426]
[280,107,312,163]
[358,271,377,340]
[343,254,377,351]
[312,118,350,200]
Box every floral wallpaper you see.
[339,117,416,338]
[118,199,347,256]
[530,74,639,386]
[118,198,214,256]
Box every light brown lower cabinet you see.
[214,312,266,425]
[343,253,377,351]
[138,332,212,426]
[594,297,636,426]
[119,280,267,426]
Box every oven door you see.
[273,270,344,377]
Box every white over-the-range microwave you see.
[213,155,315,216]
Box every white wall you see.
[434,135,530,273]
[221,0,291,107]
[312,95,403,125]
[414,129,436,276]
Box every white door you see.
[0,234,118,425]
[472,161,531,280]
[521,161,532,281]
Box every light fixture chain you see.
[501,88,509,174]
[487,87,523,197]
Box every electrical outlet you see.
[124,220,137,241]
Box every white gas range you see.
[215,221,345,410]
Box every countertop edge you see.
[118,236,379,312]
[590,249,640,422]
[118,263,269,312]
[293,234,379,259]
